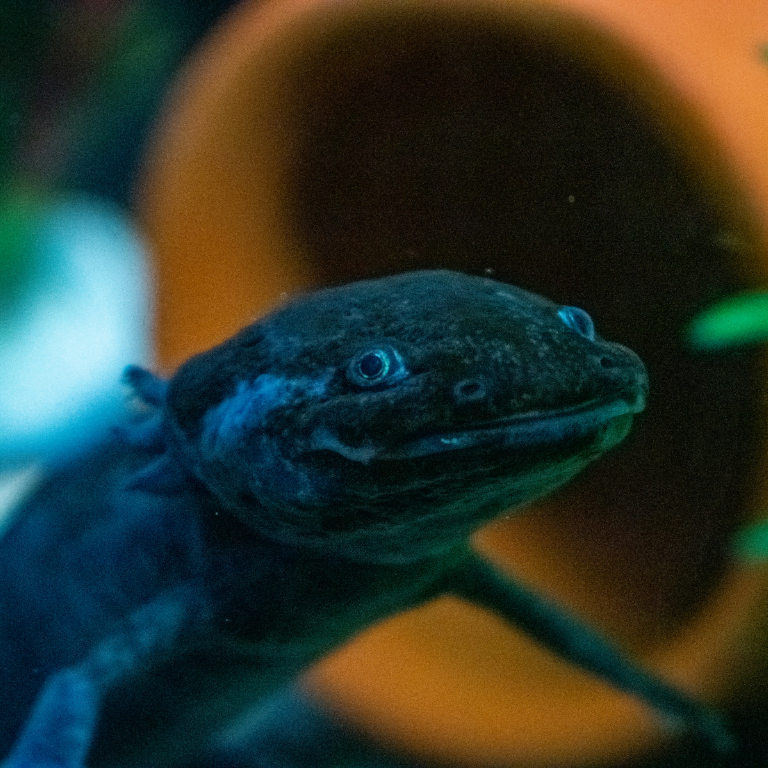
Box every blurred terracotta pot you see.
[137,0,768,765]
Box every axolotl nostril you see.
[0,270,732,768]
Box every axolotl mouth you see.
[308,394,645,466]
[378,395,644,461]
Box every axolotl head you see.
[162,270,647,563]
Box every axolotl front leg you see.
[446,554,735,754]
[2,589,202,768]
[2,671,96,768]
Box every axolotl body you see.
[0,270,731,767]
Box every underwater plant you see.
[0,270,732,768]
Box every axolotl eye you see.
[558,306,596,341]
[347,344,408,389]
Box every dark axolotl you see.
[0,270,733,768]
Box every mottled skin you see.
[0,271,731,767]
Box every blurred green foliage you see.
[0,185,46,321]
[732,519,768,562]
[688,291,768,349]
[0,2,58,315]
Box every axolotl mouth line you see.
[380,395,645,461]
[309,395,645,465]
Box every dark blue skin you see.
[0,270,732,767]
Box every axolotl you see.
[0,270,732,767]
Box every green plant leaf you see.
[687,291,768,350]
